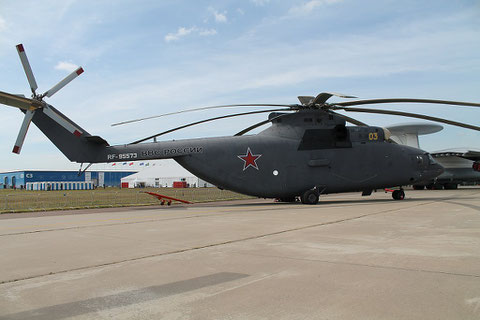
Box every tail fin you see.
[30,104,109,163]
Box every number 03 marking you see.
[368,132,378,140]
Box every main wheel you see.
[392,190,405,200]
[301,190,319,204]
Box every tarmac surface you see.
[0,188,479,320]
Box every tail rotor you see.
[6,43,85,154]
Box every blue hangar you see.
[0,170,136,189]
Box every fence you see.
[0,188,253,213]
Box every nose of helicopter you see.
[428,162,444,178]
[423,155,445,181]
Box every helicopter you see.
[1,44,480,204]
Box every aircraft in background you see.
[387,123,480,189]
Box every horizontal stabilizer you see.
[85,135,110,146]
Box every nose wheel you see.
[385,188,405,200]
[392,189,405,200]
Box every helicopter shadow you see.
[197,195,449,209]
[208,188,480,209]
[0,272,248,320]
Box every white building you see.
[121,167,214,188]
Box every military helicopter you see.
[1,44,480,204]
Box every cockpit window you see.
[415,155,424,165]
[427,154,436,164]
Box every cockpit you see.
[427,153,437,165]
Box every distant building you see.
[120,169,215,188]
[0,170,137,189]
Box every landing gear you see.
[301,189,319,205]
[385,188,405,200]
[392,189,405,200]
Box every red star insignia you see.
[238,147,262,171]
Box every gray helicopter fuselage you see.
[92,110,443,198]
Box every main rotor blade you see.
[332,98,480,108]
[334,106,480,131]
[234,113,292,136]
[0,90,40,110]
[334,113,368,126]
[12,109,35,154]
[313,92,357,106]
[234,119,272,136]
[130,108,291,144]
[16,44,38,93]
[234,111,368,136]
[112,104,293,127]
[43,67,84,98]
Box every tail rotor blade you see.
[12,109,35,154]
[16,44,38,94]
[42,106,83,137]
[43,67,84,98]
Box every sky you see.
[0,0,479,175]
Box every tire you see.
[301,190,319,205]
[392,190,405,200]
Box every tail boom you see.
[28,104,207,164]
